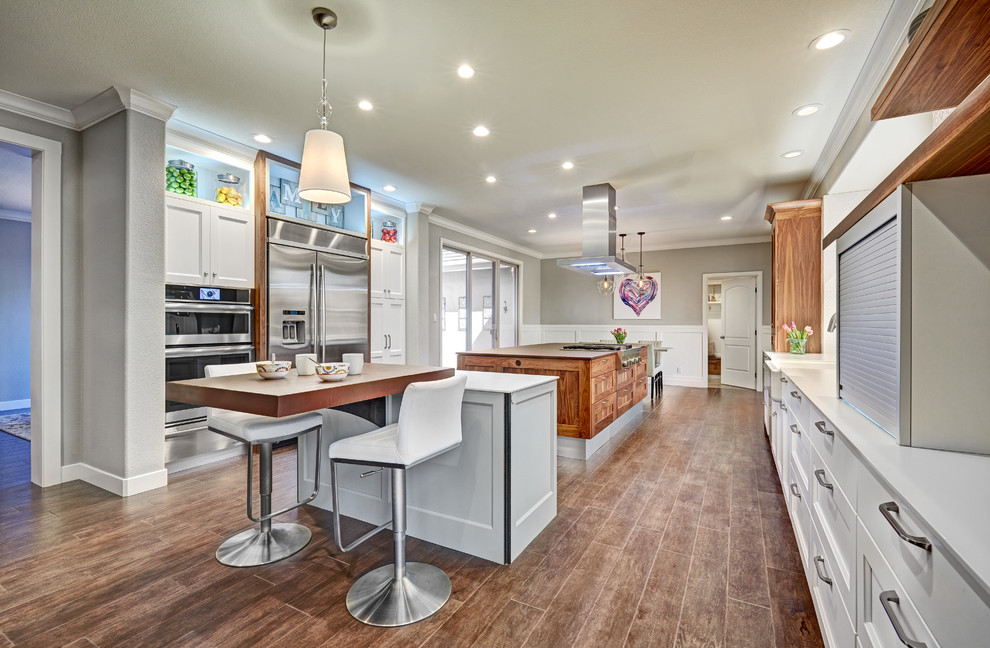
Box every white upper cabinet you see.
[165,195,254,288]
[370,239,404,300]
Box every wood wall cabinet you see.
[765,199,822,353]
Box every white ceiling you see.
[0,0,897,255]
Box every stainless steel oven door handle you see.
[165,344,255,359]
[166,302,254,313]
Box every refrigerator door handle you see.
[310,263,318,357]
[319,264,327,363]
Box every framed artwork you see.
[280,178,303,208]
[613,272,661,319]
[327,205,345,229]
[268,185,285,215]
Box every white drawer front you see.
[782,375,809,431]
[787,453,812,563]
[858,464,990,648]
[807,404,857,497]
[858,521,940,648]
[788,411,811,494]
[810,522,856,648]
[771,401,784,478]
[809,444,856,620]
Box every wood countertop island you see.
[457,344,648,448]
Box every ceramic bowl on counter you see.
[256,361,292,380]
[315,362,349,382]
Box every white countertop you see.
[458,370,558,394]
[767,353,990,601]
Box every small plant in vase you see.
[611,327,628,344]
[782,321,813,354]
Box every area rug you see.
[0,412,30,441]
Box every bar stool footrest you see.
[345,562,452,627]
[216,522,312,567]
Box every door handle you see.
[814,469,833,491]
[814,420,834,437]
[813,556,832,586]
[879,590,928,648]
[789,483,801,499]
[319,264,328,363]
[790,423,800,436]
[310,263,318,356]
[790,390,801,400]
[879,502,932,551]
[719,335,725,339]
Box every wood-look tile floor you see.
[0,387,824,647]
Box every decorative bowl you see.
[315,362,350,382]
[256,361,292,380]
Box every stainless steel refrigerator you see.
[267,218,369,363]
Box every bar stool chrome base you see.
[346,562,452,627]
[216,522,312,567]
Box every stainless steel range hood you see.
[556,183,636,276]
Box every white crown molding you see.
[802,0,926,198]
[548,235,771,259]
[0,89,77,129]
[405,202,436,216]
[0,208,31,223]
[0,86,175,131]
[166,119,257,169]
[429,213,545,259]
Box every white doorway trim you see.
[0,126,63,487]
[701,271,763,392]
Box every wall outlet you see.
[676,367,682,374]
[432,313,438,323]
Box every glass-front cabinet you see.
[260,153,369,238]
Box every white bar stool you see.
[327,373,468,627]
[205,362,324,567]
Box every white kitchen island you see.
[298,370,558,564]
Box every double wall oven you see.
[165,284,254,465]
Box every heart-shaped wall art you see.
[619,276,658,316]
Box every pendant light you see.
[636,232,647,288]
[597,233,627,295]
[298,7,351,205]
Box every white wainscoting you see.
[535,325,707,388]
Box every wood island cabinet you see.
[457,344,648,440]
[765,199,822,354]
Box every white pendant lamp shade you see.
[298,128,351,204]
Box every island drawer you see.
[591,372,615,400]
[615,366,633,389]
[590,355,616,377]
[592,393,615,433]
[615,384,634,415]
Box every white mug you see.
[341,353,364,375]
[295,353,318,376]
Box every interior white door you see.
[720,277,757,389]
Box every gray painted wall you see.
[0,108,83,462]
[80,110,165,480]
[541,242,771,326]
[0,219,31,403]
[428,223,541,365]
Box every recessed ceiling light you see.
[548,212,557,219]
[358,100,374,111]
[781,150,804,159]
[383,185,397,192]
[485,175,496,183]
[253,134,272,144]
[793,103,822,117]
[811,30,851,50]
[473,125,490,137]
[561,161,574,170]
[721,215,733,221]
[457,64,475,79]
[528,229,537,233]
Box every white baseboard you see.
[62,463,168,497]
[0,399,30,411]
[663,376,707,388]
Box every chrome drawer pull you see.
[780,377,787,383]
[789,483,801,499]
[813,555,832,586]
[814,420,834,437]
[814,469,833,491]
[780,402,788,411]
[879,502,932,551]
[790,423,800,436]
[879,590,928,648]
[790,390,801,400]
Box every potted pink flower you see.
[610,327,628,344]
[782,321,813,354]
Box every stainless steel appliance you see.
[561,343,643,367]
[165,284,254,469]
[267,219,369,363]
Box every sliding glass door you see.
[441,245,518,367]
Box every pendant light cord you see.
[318,25,332,129]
